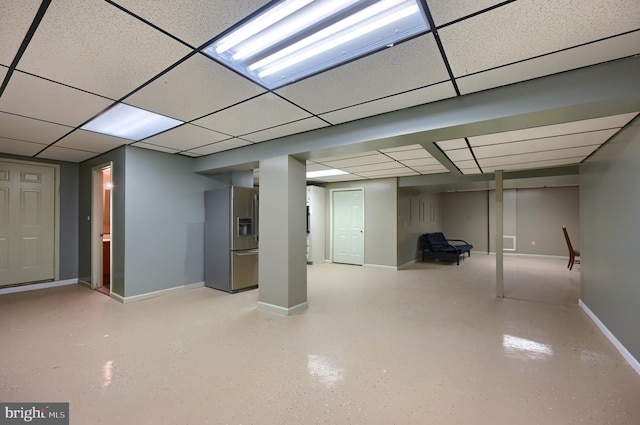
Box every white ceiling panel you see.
[472,130,618,159]
[310,174,364,183]
[321,154,395,168]
[276,35,450,114]
[36,146,99,162]
[457,32,640,94]
[319,82,456,125]
[193,93,311,136]
[358,168,418,178]
[343,163,408,173]
[478,146,598,168]
[437,138,468,150]
[187,138,252,156]
[384,148,432,161]
[0,112,72,144]
[141,124,229,151]
[0,67,6,82]
[401,158,442,167]
[55,130,130,152]
[242,117,329,143]
[111,0,270,48]
[17,0,192,99]
[445,149,475,161]
[0,137,47,157]
[125,54,266,122]
[427,0,505,26]
[470,113,638,146]
[439,0,640,77]
[305,163,334,173]
[413,164,448,173]
[133,142,179,154]
[0,71,113,127]
[482,157,587,173]
[0,0,41,65]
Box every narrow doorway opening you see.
[92,164,112,296]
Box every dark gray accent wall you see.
[441,191,490,252]
[580,117,640,361]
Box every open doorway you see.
[92,163,112,295]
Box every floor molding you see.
[579,299,640,376]
[257,300,309,315]
[116,281,205,304]
[0,278,77,295]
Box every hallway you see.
[1,256,638,424]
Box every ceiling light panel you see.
[81,103,183,141]
[204,0,429,89]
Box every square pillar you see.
[257,156,308,315]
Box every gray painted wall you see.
[580,117,640,361]
[0,154,79,281]
[122,146,222,297]
[397,187,442,266]
[442,191,490,252]
[324,178,397,268]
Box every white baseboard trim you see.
[0,278,78,295]
[116,281,205,304]
[485,251,567,259]
[579,299,640,376]
[257,300,309,315]
[364,263,397,270]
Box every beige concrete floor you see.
[1,255,639,424]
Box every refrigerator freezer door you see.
[230,250,258,291]
[231,187,258,250]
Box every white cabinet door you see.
[0,161,55,286]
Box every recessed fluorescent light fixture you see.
[204,0,429,89]
[81,103,183,141]
[306,169,349,178]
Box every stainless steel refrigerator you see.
[205,186,258,292]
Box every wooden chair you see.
[562,225,580,270]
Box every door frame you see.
[0,157,60,283]
[91,162,112,290]
[329,187,365,265]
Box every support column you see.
[495,170,504,298]
[257,156,308,315]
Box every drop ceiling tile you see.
[187,138,252,155]
[342,163,408,173]
[437,138,468,150]
[17,0,192,99]
[460,165,482,175]
[439,0,640,77]
[478,146,597,167]
[311,174,364,183]
[321,154,395,168]
[36,146,98,162]
[401,158,441,167]
[473,129,618,158]
[0,112,72,144]
[0,71,113,127]
[358,169,418,178]
[125,55,265,122]
[179,151,201,157]
[482,157,586,173]
[413,164,449,173]
[193,93,311,136]
[458,32,640,94]
[319,82,456,125]
[0,137,47,157]
[112,0,270,48]
[384,148,432,161]
[276,34,450,114]
[0,0,41,65]
[427,0,506,26]
[55,129,130,153]
[242,117,329,143]
[305,163,334,173]
[445,149,475,161]
[380,144,424,153]
[0,66,6,81]
[453,160,478,169]
[470,114,637,146]
[141,124,229,151]
[134,142,180,154]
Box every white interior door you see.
[332,189,364,265]
[0,160,56,286]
